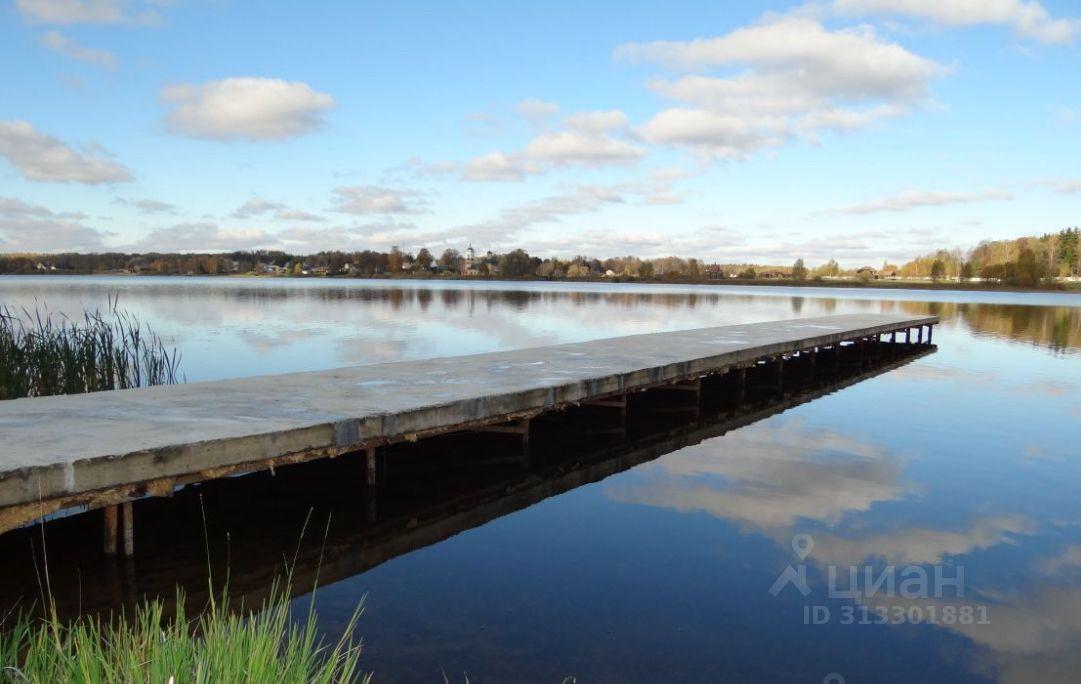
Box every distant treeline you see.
[897,228,1079,287]
[1,228,1077,289]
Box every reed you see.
[0,581,367,683]
[0,298,181,400]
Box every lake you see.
[1,275,1080,683]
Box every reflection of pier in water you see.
[0,339,935,620]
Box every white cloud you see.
[39,30,117,68]
[1052,107,1078,125]
[524,224,744,258]
[161,78,335,141]
[275,208,325,222]
[128,222,268,252]
[134,198,172,213]
[462,151,531,182]
[124,220,416,253]
[834,0,1081,44]
[0,217,108,252]
[516,97,559,124]
[270,222,413,251]
[15,0,161,25]
[116,197,175,213]
[0,120,132,184]
[523,130,643,166]
[0,196,56,218]
[445,184,628,247]
[833,189,1014,214]
[616,14,938,83]
[1039,179,1081,194]
[619,14,943,159]
[331,185,427,215]
[232,197,325,222]
[561,109,630,134]
[232,197,285,219]
[463,112,504,138]
[0,199,108,251]
[639,108,783,159]
[462,108,643,181]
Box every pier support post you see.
[652,378,702,418]
[736,367,746,403]
[584,394,627,418]
[103,505,118,555]
[664,378,702,394]
[807,348,816,380]
[365,446,377,487]
[476,417,531,446]
[927,325,933,345]
[364,446,378,522]
[121,501,134,558]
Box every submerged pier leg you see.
[121,501,134,558]
[103,505,118,555]
[927,325,934,345]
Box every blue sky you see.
[1,0,1079,266]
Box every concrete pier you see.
[0,313,937,538]
[0,342,935,619]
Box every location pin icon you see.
[792,533,814,560]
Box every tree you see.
[638,261,654,278]
[813,259,839,278]
[1016,248,1045,287]
[292,262,304,276]
[387,247,404,272]
[499,249,532,277]
[439,248,461,272]
[1059,227,1079,276]
[738,267,756,279]
[792,258,808,281]
[686,258,701,280]
[416,248,433,270]
[960,261,974,281]
[930,259,946,281]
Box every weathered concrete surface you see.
[0,313,936,512]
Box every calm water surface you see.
[2,276,1080,683]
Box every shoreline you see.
[3,271,1079,295]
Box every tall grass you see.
[0,297,181,400]
[0,581,367,683]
